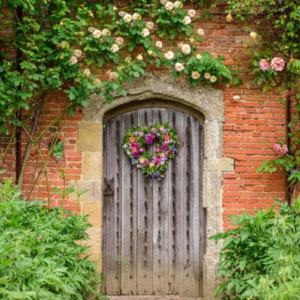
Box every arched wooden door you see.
[102,103,205,298]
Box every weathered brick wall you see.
[0,5,287,230]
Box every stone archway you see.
[76,74,234,299]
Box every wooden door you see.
[102,105,205,297]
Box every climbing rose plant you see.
[0,0,240,135]
[221,0,300,195]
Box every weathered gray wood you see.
[183,116,201,297]
[121,111,139,295]
[103,106,204,297]
[137,109,154,295]
[103,118,121,295]
[167,110,184,295]
[152,108,169,295]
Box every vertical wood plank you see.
[137,109,154,295]
[103,118,121,295]
[168,110,185,295]
[152,108,169,295]
[120,111,138,295]
[183,116,201,297]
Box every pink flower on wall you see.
[259,59,270,71]
[270,57,285,71]
[273,143,288,155]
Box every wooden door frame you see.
[78,74,235,299]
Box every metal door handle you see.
[103,178,114,196]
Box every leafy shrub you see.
[0,180,105,300]
[211,199,300,300]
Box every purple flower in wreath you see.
[172,147,177,153]
[145,133,153,145]
[133,152,140,158]
[161,144,169,151]
[131,158,137,164]
[152,172,160,179]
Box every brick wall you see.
[0,5,287,230]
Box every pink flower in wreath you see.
[259,59,270,71]
[129,136,136,143]
[132,147,137,152]
[156,148,161,153]
[270,57,285,71]
[139,131,144,136]
[155,157,161,165]
[161,144,168,151]
[160,126,165,131]
[164,134,170,141]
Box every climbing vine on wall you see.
[223,0,300,197]
[0,0,239,136]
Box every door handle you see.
[103,178,114,196]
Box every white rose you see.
[88,27,96,33]
[125,56,132,63]
[226,14,233,22]
[132,13,142,20]
[250,31,257,39]
[204,72,211,79]
[92,29,102,39]
[146,21,154,30]
[210,75,217,83]
[181,44,191,55]
[123,13,132,23]
[183,16,191,25]
[137,54,143,61]
[164,51,174,60]
[102,28,111,36]
[74,49,82,58]
[175,62,184,72]
[113,6,118,11]
[109,72,118,80]
[197,28,205,36]
[119,11,126,17]
[59,41,69,48]
[174,1,183,8]
[116,37,124,45]
[83,69,91,77]
[142,28,150,37]
[70,56,78,65]
[196,54,202,60]
[147,49,153,56]
[111,44,119,53]
[233,95,240,101]
[156,41,163,48]
[188,9,196,17]
[165,1,174,10]
[191,71,200,80]
[160,0,168,4]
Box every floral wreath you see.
[122,123,179,179]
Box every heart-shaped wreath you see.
[122,123,179,179]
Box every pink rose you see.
[259,59,270,71]
[273,143,288,155]
[271,57,285,71]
